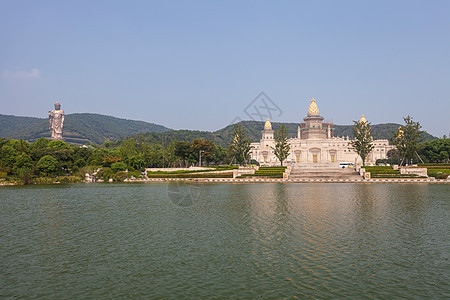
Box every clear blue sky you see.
[1,0,449,137]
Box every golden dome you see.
[264,118,272,130]
[360,114,367,124]
[307,98,319,116]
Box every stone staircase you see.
[289,163,362,180]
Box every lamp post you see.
[199,150,205,167]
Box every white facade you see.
[250,99,394,165]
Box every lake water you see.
[1,183,449,299]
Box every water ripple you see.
[1,183,449,299]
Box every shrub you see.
[428,169,450,179]
[17,168,33,185]
[114,171,128,182]
[56,176,83,183]
[33,177,56,184]
[97,167,114,181]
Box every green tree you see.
[349,118,374,166]
[0,143,19,173]
[48,140,71,150]
[14,154,34,184]
[143,143,163,168]
[228,124,253,165]
[174,141,192,167]
[271,125,290,166]
[37,155,60,176]
[31,137,50,150]
[392,116,424,165]
[118,138,137,160]
[14,154,34,171]
[127,154,145,171]
[73,146,93,162]
[419,138,450,163]
[102,155,122,167]
[74,158,86,168]
[190,139,216,166]
[111,162,127,172]
[15,140,30,154]
[87,149,108,166]
[213,145,228,165]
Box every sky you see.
[1,0,449,137]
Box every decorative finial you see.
[359,114,367,124]
[307,98,319,116]
[264,118,272,130]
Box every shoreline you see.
[1,178,449,186]
[135,178,450,184]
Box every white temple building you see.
[250,99,394,165]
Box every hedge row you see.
[240,173,283,178]
[371,174,421,178]
[418,163,450,166]
[147,172,234,178]
[147,166,238,174]
[423,166,450,169]
[364,166,400,174]
[213,166,239,171]
[259,167,287,171]
[254,170,285,174]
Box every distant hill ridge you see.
[0,113,436,146]
[0,113,171,144]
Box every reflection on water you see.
[0,183,448,298]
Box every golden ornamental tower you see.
[359,114,367,124]
[307,98,320,116]
[299,98,333,139]
[261,118,274,140]
[264,118,272,130]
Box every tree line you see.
[351,115,449,166]
[1,118,448,184]
[0,124,260,184]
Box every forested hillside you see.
[1,114,436,146]
[0,113,171,144]
[132,121,436,147]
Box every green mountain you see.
[1,113,436,146]
[0,113,171,144]
[0,115,44,138]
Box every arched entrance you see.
[329,149,337,163]
[309,148,321,163]
[294,150,301,163]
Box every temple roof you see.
[307,98,319,116]
[264,118,272,130]
[360,114,367,124]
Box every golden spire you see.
[360,114,367,124]
[397,126,404,138]
[264,118,272,130]
[307,98,319,116]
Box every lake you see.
[1,183,448,299]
